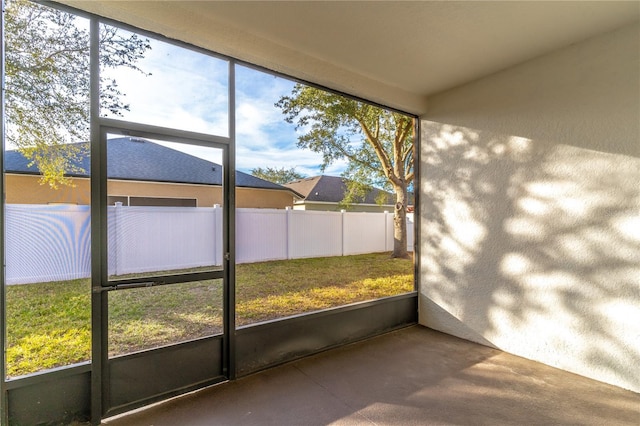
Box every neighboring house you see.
[284,175,400,213]
[4,137,299,209]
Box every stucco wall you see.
[420,23,640,392]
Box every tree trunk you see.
[392,184,409,259]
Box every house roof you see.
[4,137,288,191]
[284,175,395,205]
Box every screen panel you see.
[105,135,224,281]
[99,25,229,137]
[3,0,92,379]
[108,279,223,357]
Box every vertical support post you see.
[89,16,107,426]
[223,60,236,381]
[412,117,420,292]
[0,2,8,423]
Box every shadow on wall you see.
[420,121,640,392]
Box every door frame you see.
[91,120,235,420]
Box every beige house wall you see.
[236,187,294,209]
[420,24,640,393]
[6,174,295,209]
[293,201,394,213]
[108,180,223,206]
[6,174,91,205]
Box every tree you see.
[251,166,305,184]
[276,84,414,258]
[4,0,150,188]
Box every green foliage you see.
[275,84,414,187]
[5,254,413,377]
[251,166,306,184]
[4,0,150,187]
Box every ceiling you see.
[60,1,639,115]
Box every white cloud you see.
[100,35,348,178]
[235,102,281,147]
[101,33,229,136]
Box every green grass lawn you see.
[5,252,413,378]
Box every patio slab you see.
[102,325,640,425]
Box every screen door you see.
[94,127,231,418]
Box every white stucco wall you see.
[420,23,640,393]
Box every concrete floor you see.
[103,326,640,425]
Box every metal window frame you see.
[94,121,230,293]
[0,1,6,424]
[90,66,236,424]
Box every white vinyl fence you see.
[5,204,414,285]
[108,205,223,276]
[6,204,92,285]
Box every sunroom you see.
[1,1,638,425]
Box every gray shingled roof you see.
[284,175,395,205]
[4,137,288,191]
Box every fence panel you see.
[288,210,342,259]
[5,204,91,285]
[107,205,220,276]
[343,212,387,255]
[6,205,414,284]
[407,212,415,252]
[236,208,287,263]
[384,212,415,253]
[385,213,394,252]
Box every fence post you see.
[341,209,346,256]
[213,204,222,266]
[285,207,292,260]
[114,202,122,276]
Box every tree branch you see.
[327,137,378,173]
[405,170,414,184]
[355,116,394,180]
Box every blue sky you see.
[101,31,348,178]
